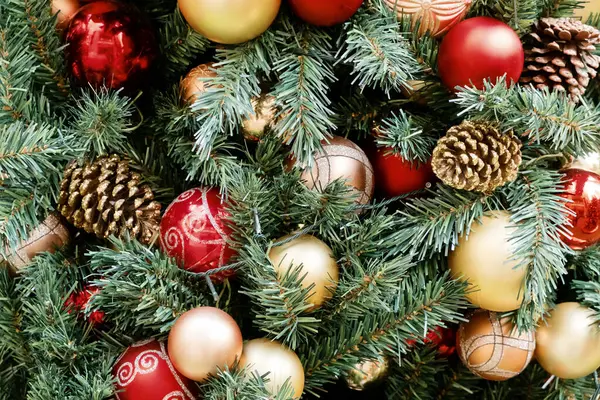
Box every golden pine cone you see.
[432,121,522,193]
[58,155,161,244]
[521,18,600,101]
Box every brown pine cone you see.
[432,121,522,193]
[58,155,161,244]
[521,18,600,101]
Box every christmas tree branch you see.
[375,110,438,162]
[466,0,540,34]
[201,367,296,400]
[88,237,212,337]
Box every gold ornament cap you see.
[535,302,600,379]
[180,63,218,105]
[240,338,305,397]
[448,210,527,312]
[168,307,243,381]
[268,234,339,310]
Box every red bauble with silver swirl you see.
[160,188,235,279]
[560,162,600,250]
[370,148,435,198]
[288,0,363,26]
[65,0,157,91]
[113,339,194,400]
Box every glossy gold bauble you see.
[242,95,278,141]
[4,214,70,272]
[345,355,389,391]
[384,0,472,37]
[180,63,218,105]
[168,306,243,381]
[574,1,600,20]
[448,210,527,312]
[240,338,305,397]
[51,0,80,29]
[268,234,339,310]
[297,136,375,208]
[535,302,600,379]
[178,0,281,44]
[457,309,535,381]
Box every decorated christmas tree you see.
[3,0,600,398]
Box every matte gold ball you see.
[51,0,80,29]
[180,63,218,105]
[242,95,278,141]
[177,0,281,44]
[240,338,305,397]
[574,1,600,20]
[297,136,375,208]
[448,210,527,312]
[535,302,600,379]
[268,234,339,310]
[168,306,243,381]
[457,309,535,381]
[345,356,389,391]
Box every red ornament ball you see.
[288,0,363,26]
[437,17,524,91]
[560,168,600,250]
[371,149,435,198]
[113,339,195,400]
[160,188,236,279]
[65,285,105,325]
[65,0,157,91]
[405,326,457,358]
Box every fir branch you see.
[375,110,438,163]
[337,6,421,95]
[433,364,482,400]
[88,237,212,337]
[385,347,447,400]
[272,17,337,165]
[68,88,136,159]
[541,0,581,17]
[503,169,571,330]
[202,367,296,400]
[453,80,600,157]
[332,92,381,135]
[573,279,600,324]
[467,0,540,34]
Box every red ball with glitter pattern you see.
[560,168,600,250]
[160,188,236,279]
[113,339,195,400]
[288,0,363,26]
[65,0,157,91]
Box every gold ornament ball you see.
[268,234,339,310]
[384,0,473,37]
[345,356,389,391]
[297,136,375,208]
[180,63,218,105]
[178,0,281,44]
[240,338,305,397]
[574,1,600,20]
[51,0,80,29]
[535,302,600,379]
[448,210,527,312]
[242,95,278,141]
[457,309,535,381]
[168,306,243,381]
[4,214,70,272]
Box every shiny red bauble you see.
[560,168,600,250]
[371,149,435,198]
[160,188,236,279]
[65,0,157,91]
[288,0,363,26]
[437,17,524,91]
[406,326,457,358]
[113,339,194,400]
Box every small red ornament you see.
[560,168,600,250]
[113,339,195,400]
[288,0,363,26]
[65,285,105,325]
[65,0,157,91]
[371,149,435,198]
[437,17,524,91]
[406,326,457,358]
[160,188,236,279]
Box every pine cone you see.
[58,155,161,244]
[432,121,522,193]
[521,18,600,101]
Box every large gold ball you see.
[345,356,389,391]
[177,0,281,45]
[457,309,535,381]
[535,302,600,379]
[168,307,243,381]
[180,63,218,105]
[240,338,305,397]
[574,0,600,20]
[268,234,339,310]
[448,210,526,312]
